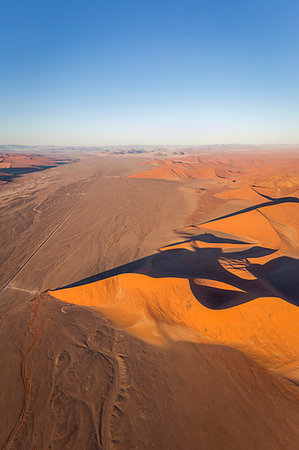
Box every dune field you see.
[1,149,299,449]
[0,153,72,184]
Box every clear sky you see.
[0,0,298,145]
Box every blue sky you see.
[0,0,298,145]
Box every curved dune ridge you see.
[214,186,267,203]
[0,153,58,167]
[46,153,299,448]
[2,151,299,449]
[0,152,71,183]
[50,153,299,388]
[199,208,281,250]
[130,159,217,180]
[50,172,299,384]
[129,152,299,182]
[50,273,299,381]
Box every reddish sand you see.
[214,186,266,202]
[3,149,298,448]
[130,159,217,180]
[50,193,299,382]
[0,153,69,183]
[130,152,299,185]
[51,275,299,380]
[0,153,60,168]
[51,151,299,388]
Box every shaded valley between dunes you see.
[1,150,299,449]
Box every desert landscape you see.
[1,0,298,447]
[0,147,298,449]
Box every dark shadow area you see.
[251,187,275,201]
[52,189,299,310]
[0,173,13,182]
[189,282,252,309]
[224,246,276,259]
[160,233,253,250]
[54,242,299,309]
[185,233,249,245]
[0,160,72,183]
[0,165,57,182]
[195,233,247,244]
[201,196,299,225]
[250,256,299,306]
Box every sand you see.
[1,148,299,449]
[0,152,71,183]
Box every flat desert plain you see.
[0,148,299,449]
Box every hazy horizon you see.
[1,143,299,149]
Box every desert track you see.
[0,178,99,294]
[4,298,41,450]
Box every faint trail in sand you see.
[6,286,39,295]
[4,298,41,450]
[99,351,124,450]
[0,178,99,294]
[76,333,127,450]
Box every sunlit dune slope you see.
[50,189,299,383]
[50,153,299,388]
[0,152,71,183]
[201,209,281,249]
[258,202,299,256]
[130,152,299,184]
[0,153,58,168]
[2,294,299,449]
[181,201,299,261]
[130,160,216,180]
[214,187,267,203]
[215,183,299,203]
[181,207,282,256]
[255,174,299,189]
[50,274,299,381]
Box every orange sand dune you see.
[0,153,72,184]
[0,162,11,169]
[50,273,299,381]
[50,151,299,388]
[130,160,216,181]
[257,202,299,258]
[196,209,281,251]
[50,177,299,383]
[0,153,58,168]
[131,152,299,186]
[214,186,267,203]
[184,200,299,255]
[255,173,299,189]
[3,150,299,448]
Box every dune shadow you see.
[55,243,299,309]
[0,165,57,182]
[250,256,299,307]
[53,194,299,310]
[251,187,275,201]
[201,196,299,224]
[163,233,251,249]
[194,233,249,244]
[189,282,253,309]
[224,246,276,259]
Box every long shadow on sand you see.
[0,166,56,182]
[198,196,299,224]
[0,161,71,183]
[55,241,299,309]
[54,193,299,310]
